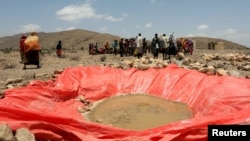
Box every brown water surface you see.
[84,94,193,131]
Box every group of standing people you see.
[176,38,194,55]
[88,42,102,55]
[18,31,192,70]
[151,33,179,60]
[85,32,187,61]
[111,33,149,59]
[117,33,144,58]
[112,32,178,60]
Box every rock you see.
[77,64,84,66]
[121,63,131,70]
[6,84,14,89]
[175,52,185,60]
[111,63,120,68]
[15,128,35,141]
[172,58,183,66]
[5,78,22,85]
[242,65,250,71]
[77,106,85,113]
[245,75,250,79]
[138,63,149,70]
[0,124,16,141]
[216,69,228,76]
[161,60,169,67]
[228,70,241,77]
[148,63,157,68]
[140,57,150,64]
[182,58,192,65]
[215,62,224,68]
[201,53,212,61]
[123,59,134,67]
[198,68,207,73]
[36,73,49,78]
[189,62,201,70]
[54,70,64,74]
[206,66,216,75]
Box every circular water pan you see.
[84,94,193,131]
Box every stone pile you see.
[0,70,64,96]
[1,52,250,95]
[0,52,250,139]
[100,52,250,78]
[0,124,35,141]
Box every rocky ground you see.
[1,48,250,94]
[1,48,250,140]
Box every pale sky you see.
[1,0,250,47]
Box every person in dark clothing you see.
[119,38,124,57]
[112,40,118,55]
[142,38,147,56]
[152,34,159,59]
[56,40,62,57]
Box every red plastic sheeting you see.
[0,64,250,141]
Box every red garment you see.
[99,48,104,54]
[57,49,62,57]
[19,35,27,52]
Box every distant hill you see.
[0,29,120,50]
[0,29,249,50]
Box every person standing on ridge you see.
[56,40,62,57]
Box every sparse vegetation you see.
[41,48,53,55]
[100,55,107,62]
[1,48,13,53]
[0,30,249,92]
[69,54,81,61]
[3,60,17,69]
[59,54,67,58]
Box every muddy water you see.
[84,94,193,131]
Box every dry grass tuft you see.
[100,55,107,62]
[1,48,13,54]
[3,60,17,69]
[69,54,81,61]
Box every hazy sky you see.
[1,0,250,47]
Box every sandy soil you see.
[0,47,250,139]
[0,49,140,91]
[0,48,250,92]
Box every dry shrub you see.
[3,60,17,69]
[69,55,80,61]
[41,49,52,56]
[100,55,107,62]
[1,48,13,54]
